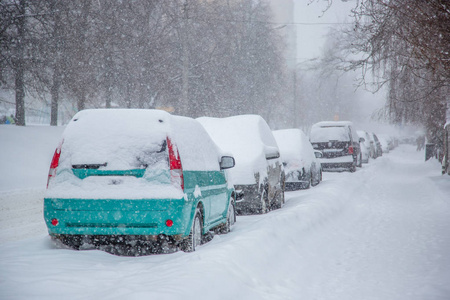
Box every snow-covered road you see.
[1,126,449,300]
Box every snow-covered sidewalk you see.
[1,125,449,300]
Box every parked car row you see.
[44,109,322,255]
[309,120,397,172]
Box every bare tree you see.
[1,0,29,125]
[1,0,291,123]
[331,0,449,148]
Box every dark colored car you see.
[310,121,362,172]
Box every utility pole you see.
[293,68,297,128]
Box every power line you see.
[188,17,352,26]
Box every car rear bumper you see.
[319,155,354,171]
[44,197,194,238]
[285,181,310,190]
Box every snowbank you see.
[0,125,65,192]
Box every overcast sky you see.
[293,0,399,134]
[294,0,355,62]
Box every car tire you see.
[303,174,311,189]
[218,200,235,234]
[311,170,319,187]
[181,209,202,252]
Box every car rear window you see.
[66,135,168,171]
[310,126,350,143]
[59,109,170,171]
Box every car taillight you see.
[348,145,354,155]
[167,137,184,191]
[47,140,63,188]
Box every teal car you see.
[44,109,236,254]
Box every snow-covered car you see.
[357,130,372,164]
[310,121,362,172]
[273,129,322,190]
[197,115,284,215]
[44,109,236,254]
[371,133,383,157]
[377,135,390,154]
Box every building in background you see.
[267,0,297,69]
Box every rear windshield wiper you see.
[72,163,107,169]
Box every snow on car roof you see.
[312,121,354,128]
[197,115,278,184]
[61,109,170,170]
[61,109,220,172]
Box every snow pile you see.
[0,125,64,192]
[197,115,279,185]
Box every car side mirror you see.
[359,137,365,143]
[220,156,235,170]
[314,150,323,158]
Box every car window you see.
[64,137,168,171]
[310,126,351,142]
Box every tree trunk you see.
[15,67,25,126]
[50,69,60,126]
[14,0,27,126]
[180,0,189,116]
[50,2,62,126]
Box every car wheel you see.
[357,153,362,167]
[311,169,320,187]
[181,209,202,252]
[303,174,311,189]
[218,200,235,234]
